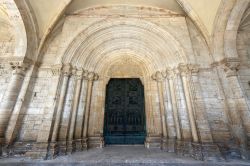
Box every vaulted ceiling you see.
[27,0,222,41]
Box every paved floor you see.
[0,145,250,166]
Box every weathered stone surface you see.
[0,1,250,163]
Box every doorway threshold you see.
[105,144,145,147]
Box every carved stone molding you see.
[152,71,166,82]
[221,58,240,77]
[9,61,30,75]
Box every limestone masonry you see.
[0,0,250,162]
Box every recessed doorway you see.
[104,78,146,145]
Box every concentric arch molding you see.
[56,17,189,71]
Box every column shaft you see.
[0,63,27,144]
[157,81,168,138]
[51,73,70,142]
[74,79,87,139]
[82,80,93,138]
[180,72,199,142]
[168,78,182,140]
[5,65,34,144]
[68,74,82,141]
[165,79,176,138]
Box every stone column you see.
[166,69,182,141]
[5,63,34,146]
[82,72,98,149]
[49,64,71,155]
[222,58,249,159]
[178,64,199,143]
[152,71,168,149]
[0,61,28,148]
[74,71,88,151]
[67,69,83,153]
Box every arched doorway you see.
[104,78,146,144]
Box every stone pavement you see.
[0,145,250,166]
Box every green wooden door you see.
[104,78,146,144]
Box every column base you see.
[0,137,4,157]
[161,137,168,151]
[74,139,84,152]
[176,140,188,156]
[47,142,59,159]
[88,136,104,148]
[66,140,76,154]
[145,136,162,148]
[25,142,49,159]
[167,138,176,153]
[182,141,192,157]
[191,142,203,160]
[82,138,88,150]
[201,143,224,161]
[57,141,67,156]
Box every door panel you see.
[104,78,146,144]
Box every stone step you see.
[0,161,250,166]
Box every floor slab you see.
[0,145,250,166]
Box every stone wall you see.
[237,8,250,149]
[0,3,249,162]
[19,69,52,142]
[0,63,11,102]
[199,70,231,142]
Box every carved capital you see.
[87,72,99,81]
[178,63,190,76]
[166,68,175,80]
[188,64,200,74]
[74,69,84,80]
[83,70,89,79]
[152,71,166,82]
[9,61,30,75]
[62,64,72,76]
[51,64,62,76]
[221,58,240,77]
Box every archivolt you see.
[58,18,187,73]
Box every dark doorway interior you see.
[104,78,146,145]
